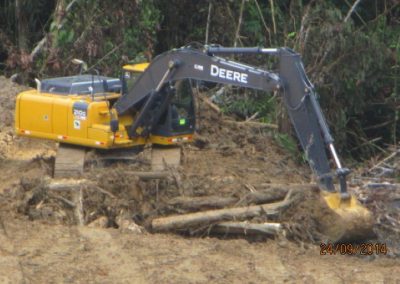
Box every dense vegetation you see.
[0,0,398,160]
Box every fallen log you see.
[48,194,76,208]
[73,187,85,226]
[223,119,278,129]
[211,222,282,236]
[152,194,298,232]
[46,178,89,191]
[45,178,116,198]
[244,184,319,204]
[166,184,317,212]
[167,196,238,211]
[43,178,86,225]
[199,95,221,114]
[126,171,170,180]
[47,171,169,191]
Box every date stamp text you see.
[320,243,388,256]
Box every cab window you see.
[124,71,141,92]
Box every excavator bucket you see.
[320,192,374,242]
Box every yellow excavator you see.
[15,45,373,241]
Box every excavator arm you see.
[114,46,349,195]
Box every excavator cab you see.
[122,63,149,92]
[151,79,196,138]
[121,63,195,144]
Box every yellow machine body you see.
[122,63,150,72]
[15,90,193,149]
[15,61,193,149]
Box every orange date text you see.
[320,243,388,256]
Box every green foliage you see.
[0,0,55,47]
[123,0,160,59]
[273,132,303,161]
[0,0,398,161]
[32,0,161,76]
[287,32,296,39]
[221,90,277,124]
[292,1,399,158]
[56,29,75,46]
[242,2,267,46]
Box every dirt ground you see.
[1,76,400,283]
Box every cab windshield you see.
[124,71,141,92]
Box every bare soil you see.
[1,76,399,283]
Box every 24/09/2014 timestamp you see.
[320,243,388,255]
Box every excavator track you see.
[151,146,181,171]
[87,147,145,165]
[54,144,86,178]
[53,144,180,177]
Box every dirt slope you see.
[0,76,399,283]
[1,217,399,284]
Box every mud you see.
[0,76,399,283]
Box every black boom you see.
[114,46,350,195]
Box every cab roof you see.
[40,75,121,95]
[123,63,149,72]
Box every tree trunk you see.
[151,198,295,232]
[167,196,238,211]
[166,184,316,212]
[211,222,282,236]
[277,100,292,135]
[15,0,29,51]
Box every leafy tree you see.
[0,0,398,159]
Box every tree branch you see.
[205,1,213,44]
[253,0,272,45]
[269,0,277,35]
[30,0,79,60]
[344,0,364,23]
[233,0,245,47]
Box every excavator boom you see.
[114,46,345,193]
[113,45,375,242]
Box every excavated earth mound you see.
[0,76,399,283]
[1,77,399,247]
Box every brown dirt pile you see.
[0,76,54,161]
[0,76,398,256]
[0,76,26,128]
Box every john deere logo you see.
[210,64,248,84]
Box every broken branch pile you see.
[151,184,325,239]
[18,172,374,244]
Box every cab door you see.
[152,79,195,136]
[52,97,69,136]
